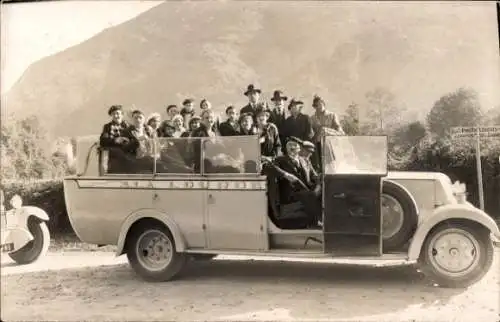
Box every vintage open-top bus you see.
[63,135,499,288]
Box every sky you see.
[1,0,163,94]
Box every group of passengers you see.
[99,84,345,228]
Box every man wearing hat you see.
[281,98,315,152]
[300,140,320,173]
[270,136,322,228]
[240,84,266,121]
[99,105,131,173]
[268,90,288,145]
[310,95,344,171]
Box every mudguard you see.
[115,209,186,256]
[408,204,500,260]
[21,206,50,222]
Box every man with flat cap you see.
[300,140,320,172]
[240,84,266,122]
[99,105,131,173]
[280,98,315,152]
[270,136,322,228]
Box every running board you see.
[184,248,410,262]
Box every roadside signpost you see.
[451,126,500,211]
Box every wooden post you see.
[475,130,485,211]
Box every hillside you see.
[2,1,499,137]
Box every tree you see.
[360,87,406,135]
[1,115,70,180]
[392,121,427,149]
[427,87,483,138]
[341,102,360,135]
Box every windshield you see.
[202,135,261,175]
[323,135,388,175]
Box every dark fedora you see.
[288,98,304,110]
[270,90,288,101]
[244,84,261,96]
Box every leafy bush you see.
[1,115,73,180]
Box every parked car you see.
[63,135,500,288]
[1,190,51,264]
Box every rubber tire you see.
[8,219,50,265]
[382,180,418,252]
[191,254,217,261]
[417,222,494,288]
[126,222,187,282]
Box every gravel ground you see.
[1,249,499,322]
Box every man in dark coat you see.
[271,136,322,228]
[180,98,196,129]
[280,99,315,153]
[99,105,130,173]
[240,84,266,122]
[268,90,288,146]
[218,106,240,136]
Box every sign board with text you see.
[451,126,500,139]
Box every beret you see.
[107,105,123,116]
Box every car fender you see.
[408,204,500,260]
[21,206,50,222]
[115,209,186,256]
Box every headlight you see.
[10,195,23,209]
[451,181,467,203]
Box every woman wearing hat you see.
[146,113,162,136]
[255,106,281,159]
[99,105,131,173]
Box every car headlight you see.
[10,195,23,209]
[451,181,467,203]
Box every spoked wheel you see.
[418,222,494,288]
[127,223,186,282]
[9,218,50,265]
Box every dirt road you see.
[1,250,499,321]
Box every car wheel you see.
[381,180,418,252]
[126,223,186,282]
[190,254,217,261]
[9,218,50,265]
[418,222,494,288]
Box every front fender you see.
[408,204,500,261]
[21,206,50,222]
[115,209,186,256]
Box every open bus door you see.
[322,135,388,256]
